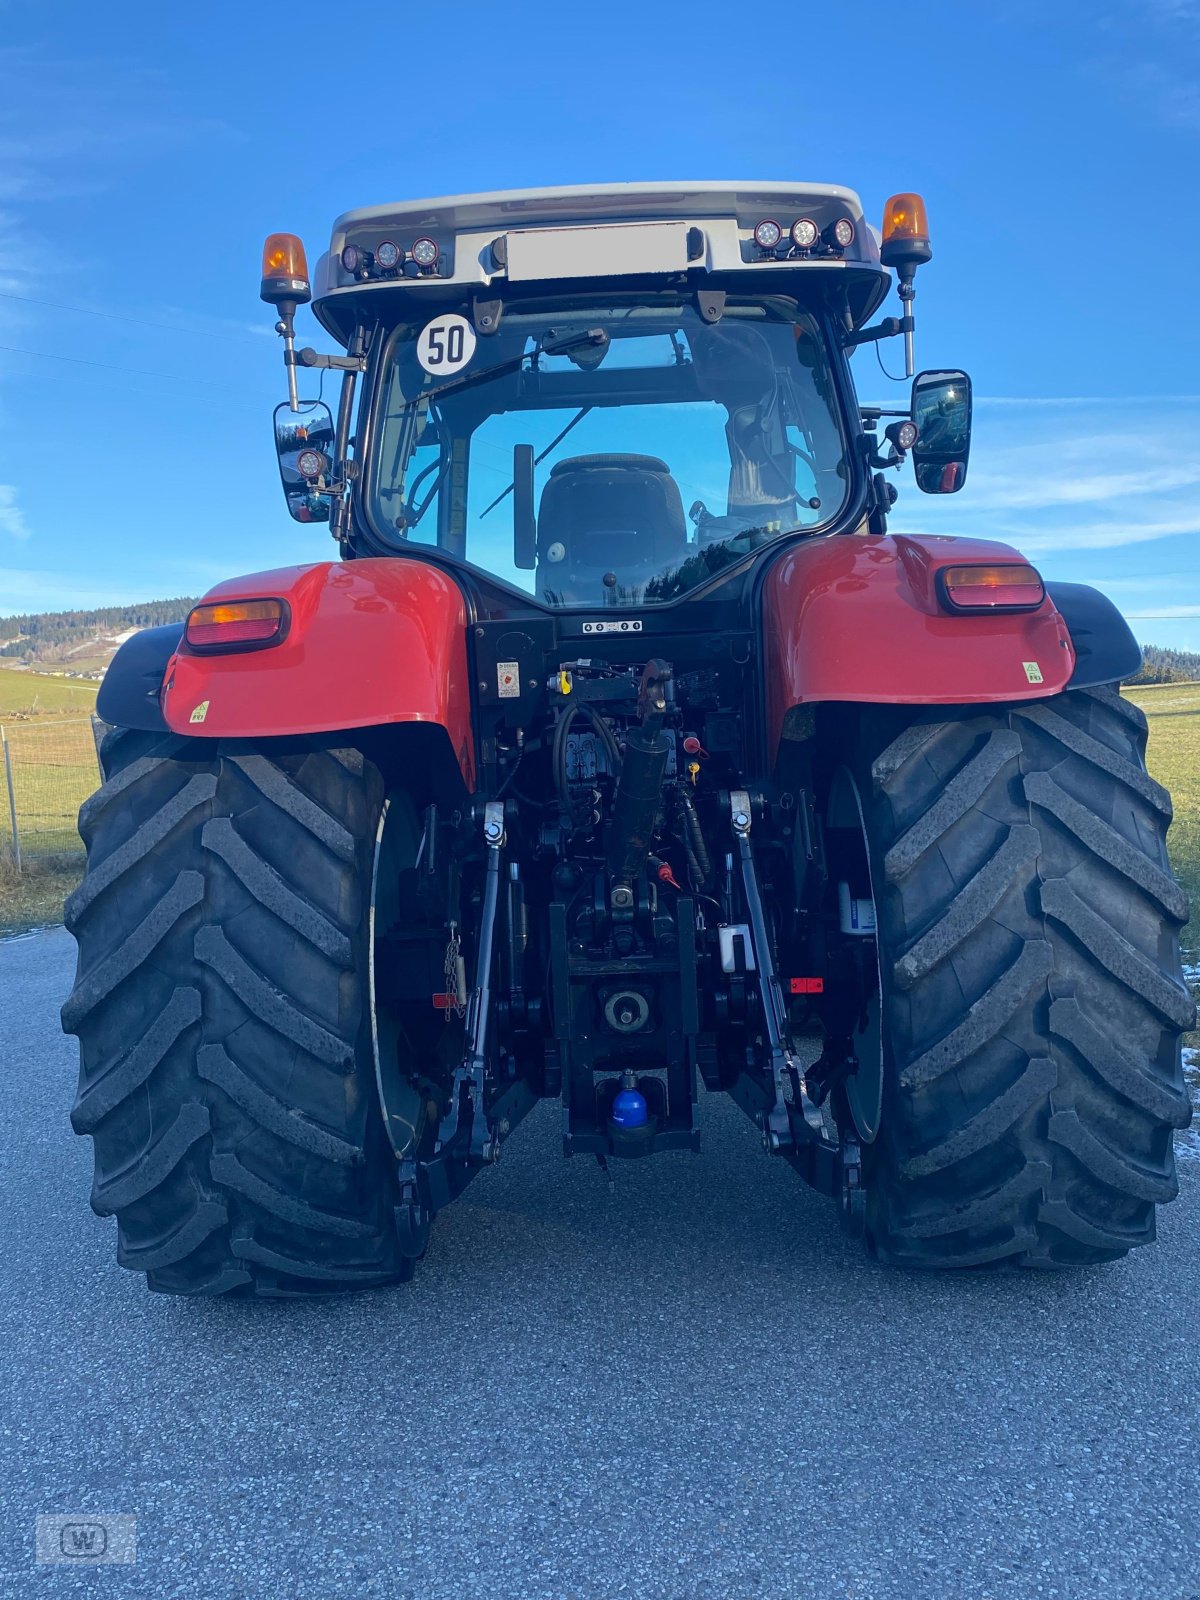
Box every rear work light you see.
[939,564,1045,613]
[185,599,289,652]
[790,217,819,250]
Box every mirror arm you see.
[275,305,301,412]
[842,314,913,350]
[296,346,367,373]
[329,361,361,548]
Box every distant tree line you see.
[0,599,197,665]
[1128,645,1200,686]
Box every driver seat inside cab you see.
[535,453,688,603]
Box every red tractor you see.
[63,184,1194,1295]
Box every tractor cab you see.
[262,184,970,607]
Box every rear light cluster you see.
[185,599,289,652]
[340,237,440,279]
[939,564,1045,613]
[753,217,855,256]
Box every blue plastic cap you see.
[611,1087,648,1128]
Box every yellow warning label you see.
[189,700,210,724]
[1022,662,1044,684]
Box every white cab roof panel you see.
[312,181,889,334]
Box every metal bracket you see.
[436,801,506,1163]
[839,1126,865,1237]
[696,288,726,325]
[392,1159,431,1259]
[472,297,503,335]
[296,346,368,372]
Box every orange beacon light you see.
[879,194,931,376]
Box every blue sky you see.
[0,0,1197,647]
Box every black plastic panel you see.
[1046,583,1142,689]
[95,623,182,732]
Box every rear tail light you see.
[185,599,289,652]
[939,564,1045,613]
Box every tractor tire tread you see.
[860,686,1192,1268]
[62,734,406,1296]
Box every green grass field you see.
[1125,681,1200,962]
[0,667,100,717]
[0,720,99,861]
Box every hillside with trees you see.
[0,599,197,671]
[1129,646,1200,686]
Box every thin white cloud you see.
[974,394,1200,406]
[0,565,191,613]
[1013,518,1200,552]
[968,463,1200,511]
[1124,605,1200,618]
[1093,571,1199,591]
[894,395,1200,557]
[0,485,28,540]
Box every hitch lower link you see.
[393,801,508,1259]
[436,800,506,1165]
[728,792,863,1232]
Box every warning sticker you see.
[1022,662,1044,684]
[189,700,210,724]
[497,662,520,699]
[417,313,477,376]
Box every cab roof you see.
[330,180,870,237]
[312,181,891,343]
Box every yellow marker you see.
[1022,662,1043,684]
[558,670,572,695]
[189,700,210,724]
[687,760,700,785]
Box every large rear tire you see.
[847,685,1194,1267]
[62,731,410,1296]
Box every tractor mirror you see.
[273,401,335,523]
[911,370,972,494]
[513,443,537,568]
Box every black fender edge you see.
[1047,582,1142,689]
[96,623,183,733]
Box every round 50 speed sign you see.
[417,313,477,376]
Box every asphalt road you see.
[2,927,1199,1600]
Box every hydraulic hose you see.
[676,785,712,889]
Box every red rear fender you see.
[162,558,475,788]
[762,534,1076,758]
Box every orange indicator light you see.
[940,564,1045,612]
[186,599,288,651]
